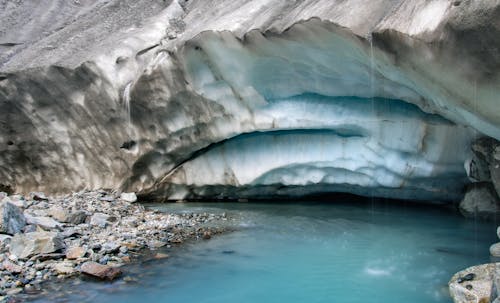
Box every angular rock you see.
[89,213,115,228]
[100,242,120,254]
[2,260,22,274]
[66,247,86,260]
[120,192,137,203]
[10,232,64,259]
[80,261,122,280]
[0,201,26,234]
[67,210,87,225]
[24,214,61,230]
[459,183,500,220]
[49,207,70,223]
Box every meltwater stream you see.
[30,201,496,303]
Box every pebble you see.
[0,190,229,300]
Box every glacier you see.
[0,0,499,202]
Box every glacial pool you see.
[28,200,497,303]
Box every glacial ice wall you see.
[0,0,499,201]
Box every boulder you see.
[24,214,61,230]
[459,183,500,220]
[10,231,64,259]
[120,192,137,203]
[80,261,122,280]
[0,201,26,234]
[491,243,500,257]
[491,146,500,198]
[449,263,498,303]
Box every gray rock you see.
[10,232,64,259]
[100,242,120,254]
[459,183,500,220]
[491,146,500,198]
[491,243,500,257]
[24,214,61,230]
[120,192,137,203]
[89,213,115,228]
[67,210,87,225]
[0,201,26,234]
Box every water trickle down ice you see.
[123,82,133,138]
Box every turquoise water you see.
[30,201,497,303]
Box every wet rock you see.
[154,253,169,259]
[10,232,64,259]
[459,183,500,220]
[89,213,115,228]
[147,240,167,249]
[120,192,137,203]
[24,214,61,230]
[66,247,86,260]
[0,201,26,234]
[80,261,122,280]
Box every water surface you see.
[30,200,497,303]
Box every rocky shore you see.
[0,190,229,302]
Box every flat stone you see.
[10,232,64,259]
[0,201,26,234]
[120,192,137,203]
[66,247,86,260]
[80,261,122,280]
[24,214,61,230]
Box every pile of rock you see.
[0,190,228,300]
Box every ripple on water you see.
[26,201,496,303]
